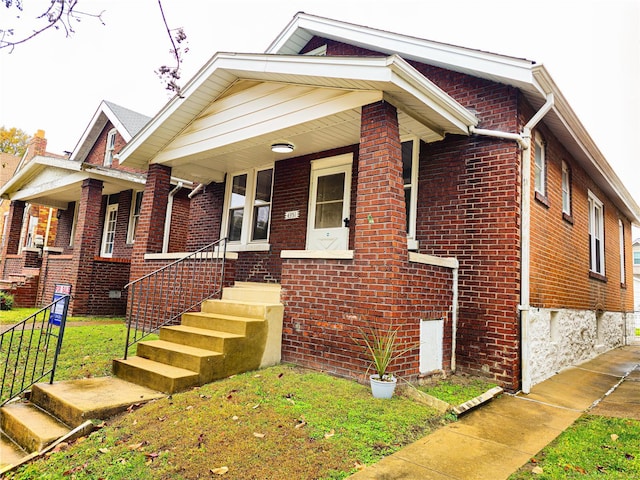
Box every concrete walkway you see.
[349,345,640,480]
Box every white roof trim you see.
[119,53,478,168]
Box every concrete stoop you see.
[113,283,284,394]
[0,377,163,473]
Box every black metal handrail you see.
[0,295,71,406]
[123,238,228,358]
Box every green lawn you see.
[1,307,123,324]
[509,415,640,479]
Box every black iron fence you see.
[123,238,228,358]
[0,295,71,405]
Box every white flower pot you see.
[370,374,397,399]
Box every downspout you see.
[162,182,183,253]
[469,92,554,394]
[451,266,459,372]
[44,207,53,247]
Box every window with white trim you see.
[402,138,419,249]
[69,202,79,247]
[127,191,143,244]
[104,128,117,167]
[101,202,118,257]
[588,191,605,276]
[561,160,571,215]
[534,135,546,195]
[222,167,273,245]
[619,220,625,284]
[634,250,640,265]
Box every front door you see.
[306,154,352,251]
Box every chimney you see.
[23,129,47,164]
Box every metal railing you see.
[123,238,228,359]
[1,295,71,406]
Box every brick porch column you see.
[69,178,104,314]
[354,101,407,322]
[130,163,172,280]
[0,200,26,277]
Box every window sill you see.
[534,191,550,208]
[144,251,239,261]
[589,271,607,283]
[281,250,354,260]
[225,243,271,253]
[562,212,574,225]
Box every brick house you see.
[118,13,639,392]
[0,101,191,315]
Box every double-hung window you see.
[104,129,117,167]
[534,135,546,196]
[101,198,118,257]
[561,161,571,216]
[402,137,419,249]
[223,167,273,247]
[588,190,605,276]
[619,220,625,284]
[127,191,143,244]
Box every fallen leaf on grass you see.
[531,466,544,474]
[324,429,335,439]
[252,403,261,409]
[354,462,366,471]
[63,463,88,475]
[253,432,265,438]
[186,405,194,410]
[626,453,635,460]
[211,466,229,475]
[611,434,619,442]
[232,415,239,421]
[596,465,606,473]
[127,442,146,451]
[98,447,110,454]
[294,418,307,429]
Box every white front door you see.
[306,155,352,251]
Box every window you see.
[127,191,143,244]
[402,138,419,249]
[634,251,640,265]
[69,202,79,247]
[534,135,546,195]
[588,191,605,276]
[104,128,117,166]
[619,220,625,284]
[561,160,571,215]
[223,167,273,245]
[101,203,118,257]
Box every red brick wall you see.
[37,253,73,306]
[168,190,190,253]
[528,120,634,312]
[54,202,75,253]
[85,122,145,175]
[186,182,224,251]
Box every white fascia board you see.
[0,157,81,198]
[268,13,537,88]
[8,171,87,201]
[81,164,147,185]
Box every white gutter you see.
[470,92,554,394]
[162,182,183,253]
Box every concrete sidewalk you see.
[349,345,640,480]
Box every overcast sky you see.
[1,0,638,231]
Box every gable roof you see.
[70,100,151,163]
[268,13,640,225]
[118,53,478,183]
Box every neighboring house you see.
[0,101,190,315]
[0,151,21,250]
[119,14,639,391]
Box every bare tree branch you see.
[155,0,188,96]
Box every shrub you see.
[0,290,15,310]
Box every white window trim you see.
[69,202,79,247]
[619,219,625,284]
[561,160,571,215]
[303,45,327,56]
[402,136,420,249]
[104,128,117,167]
[588,190,605,275]
[101,203,118,258]
[127,190,143,244]
[221,165,274,246]
[534,134,546,195]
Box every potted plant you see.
[357,325,403,399]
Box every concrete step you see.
[136,340,224,375]
[0,431,28,470]
[160,325,244,352]
[201,298,280,320]
[221,283,281,304]
[113,356,200,394]
[181,311,265,335]
[30,378,164,428]
[0,402,70,453]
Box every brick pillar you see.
[69,178,104,314]
[130,163,172,279]
[354,101,406,324]
[355,101,406,263]
[0,200,25,277]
